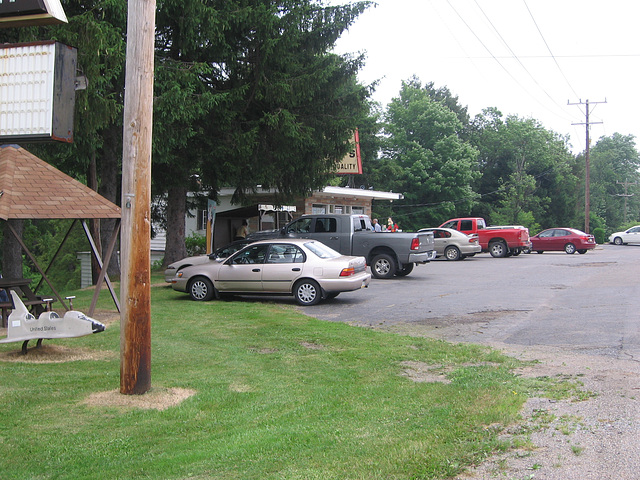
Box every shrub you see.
[185,232,206,256]
[592,227,606,244]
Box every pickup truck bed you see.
[440,217,531,257]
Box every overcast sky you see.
[329,0,640,153]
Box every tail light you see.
[340,267,355,277]
[411,238,420,250]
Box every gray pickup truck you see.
[251,214,435,279]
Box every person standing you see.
[235,220,249,240]
[387,217,398,232]
[371,218,382,232]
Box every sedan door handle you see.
[292,268,301,272]
[252,268,261,272]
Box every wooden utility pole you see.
[120,0,156,395]
[569,99,606,234]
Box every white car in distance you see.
[609,225,640,245]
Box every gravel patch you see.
[452,344,640,480]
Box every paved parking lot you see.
[308,244,640,361]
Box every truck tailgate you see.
[416,231,435,251]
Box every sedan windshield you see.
[304,241,341,259]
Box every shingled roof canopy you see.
[0,144,121,316]
[0,144,121,220]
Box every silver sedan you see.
[169,238,371,306]
[163,239,253,282]
[418,227,481,260]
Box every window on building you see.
[312,204,326,214]
[197,209,207,230]
[352,206,364,214]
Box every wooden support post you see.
[120,0,156,395]
[82,219,121,316]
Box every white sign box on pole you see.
[0,41,77,143]
[0,0,67,28]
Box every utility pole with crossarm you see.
[568,98,606,234]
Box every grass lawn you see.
[0,276,535,479]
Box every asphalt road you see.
[308,243,640,361]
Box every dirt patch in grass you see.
[400,360,451,383]
[83,387,197,411]
[0,344,115,363]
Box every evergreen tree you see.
[153,0,375,264]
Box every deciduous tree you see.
[588,133,640,229]
[375,79,479,230]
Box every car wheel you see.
[578,249,587,254]
[511,248,521,256]
[564,243,576,254]
[521,247,532,254]
[444,245,461,261]
[395,263,414,276]
[536,250,544,254]
[489,241,507,258]
[371,253,396,279]
[188,277,216,301]
[294,279,321,306]
[613,237,623,245]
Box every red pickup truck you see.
[439,217,531,257]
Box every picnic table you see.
[0,278,54,328]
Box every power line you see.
[445,0,576,124]
[474,0,568,117]
[523,0,581,99]
[449,54,640,59]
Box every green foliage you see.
[588,133,640,230]
[14,220,90,295]
[490,210,541,234]
[592,227,606,244]
[184,232,206,256]
[374,78,480,230]
[151,0,375,205]
[469,109,578,229]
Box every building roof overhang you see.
[217,186,403,202]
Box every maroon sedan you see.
[530,228,596,254]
